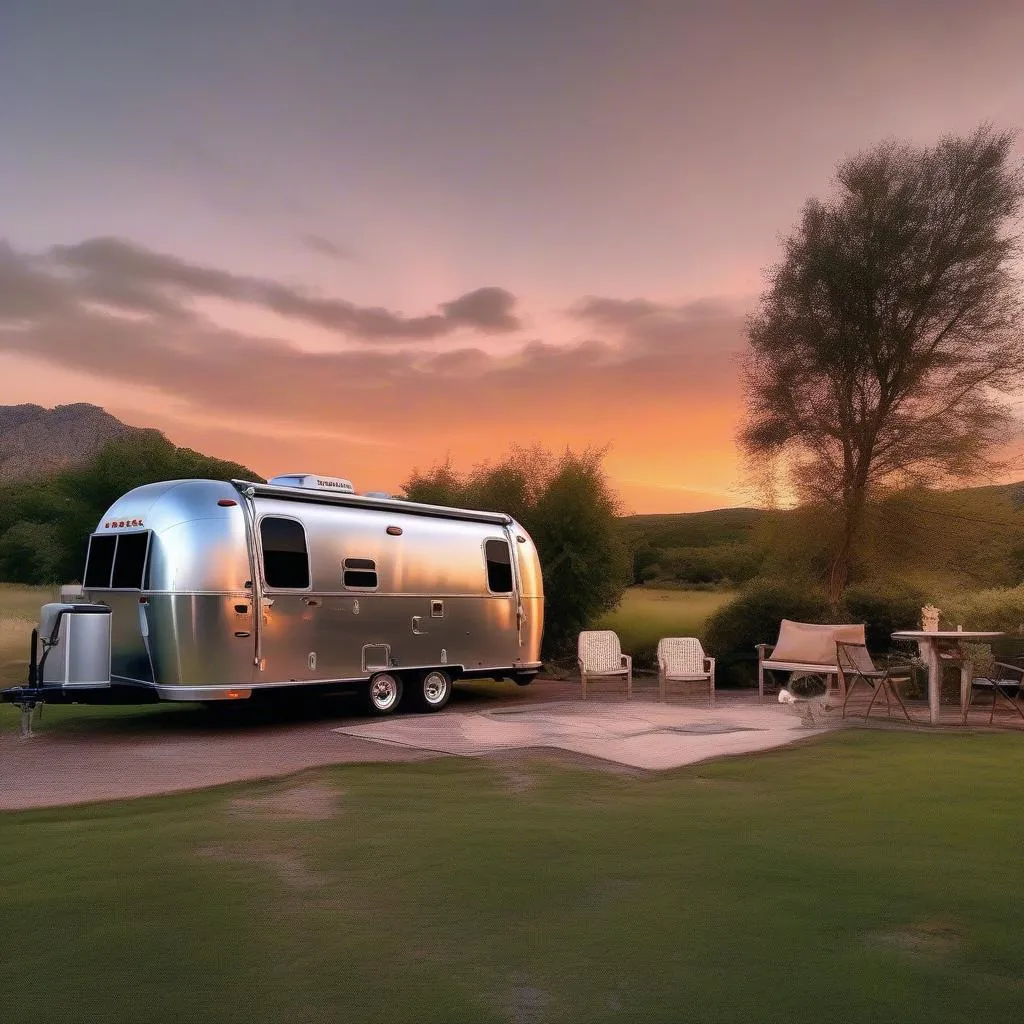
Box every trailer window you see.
[84,535,117,588]
[111,531,150,589]
[485,539,513,593]
[343,557,378,589]
[260,517,310,589]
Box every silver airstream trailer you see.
[4,474,544,717]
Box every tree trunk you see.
[827,486,867,607]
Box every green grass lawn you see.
[596,587,734,655]
[4,731,1023,1023]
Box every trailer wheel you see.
[366,672,402,715]
[412,669,452,712]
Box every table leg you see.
[959,660,974,722]
[919,640,941,726]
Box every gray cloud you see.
[33,236,521,341]
[0,241,76,320]
[300,233,356,261]
[440,286,520,332]
[570,295,746,354]
[0,238,746,463]
[0,288,743,438]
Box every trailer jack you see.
[9,627,45,739]
[17,698,41,738]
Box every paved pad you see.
[333,700,838,770]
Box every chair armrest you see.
[622,654,632,670]
[992,661,1024,676]
[755,644,772,658]
[705,657,716,674]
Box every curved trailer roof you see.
[232,480,515,527]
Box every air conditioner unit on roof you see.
[267,473,355,493]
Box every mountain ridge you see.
[0,403,155,482]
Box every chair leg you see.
[842,676,864,718]
[626,668,632,700]
[993,684,1024,725]
[865,680,884,720]
[758,659,765,703]
[886,678,912,723]
[581,672,587,701]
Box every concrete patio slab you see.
[333,700,840,770]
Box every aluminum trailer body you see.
[3,475,544,715]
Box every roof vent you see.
[362,491,392,499]
[268,473,355,493]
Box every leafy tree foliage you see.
[403,445,630,658]
[742,125,1024,603]
[0,432,261,583]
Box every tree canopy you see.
[741,125,1024,601]
[403,445,630,659]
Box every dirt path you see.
[0,680,581,811]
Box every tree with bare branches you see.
[742,125,1024,604]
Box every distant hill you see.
[622,507,775,549]
[624,482,1024,590]
[0,412,264,584]
[0,403,148,481]
[623,482,1024,549]
[0,402,261,485]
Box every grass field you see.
[0,583,56,687]
[4,731,1024,1023]
[595,587,734,656]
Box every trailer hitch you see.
[4,627,46,738]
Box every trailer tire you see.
[410,669,452,712]
[365,672,402,715]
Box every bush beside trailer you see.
[2,474,544,719]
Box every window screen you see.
[485,539,513,593]
[343,557,378,589]
[111,532,150,589]
[84,535,117,588]
[260,517,310,589]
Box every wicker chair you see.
[837,641,913,722]
[578,630,632,700]
[657,637,715,706]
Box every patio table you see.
[891,630,1004,725]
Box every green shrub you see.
[702,580,832,687]
[702,578,931,689]
[662,542,763,586]
[841,583,926,653]
[938,585,1024,634]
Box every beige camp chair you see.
[837,641,913,722]
[578,630,632,699]
[657,637,715,706]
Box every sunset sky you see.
[2,0,1023,512]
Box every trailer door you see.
[256,514,317,682]
[484,537,520,664]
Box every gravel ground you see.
[0,678,584,811]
